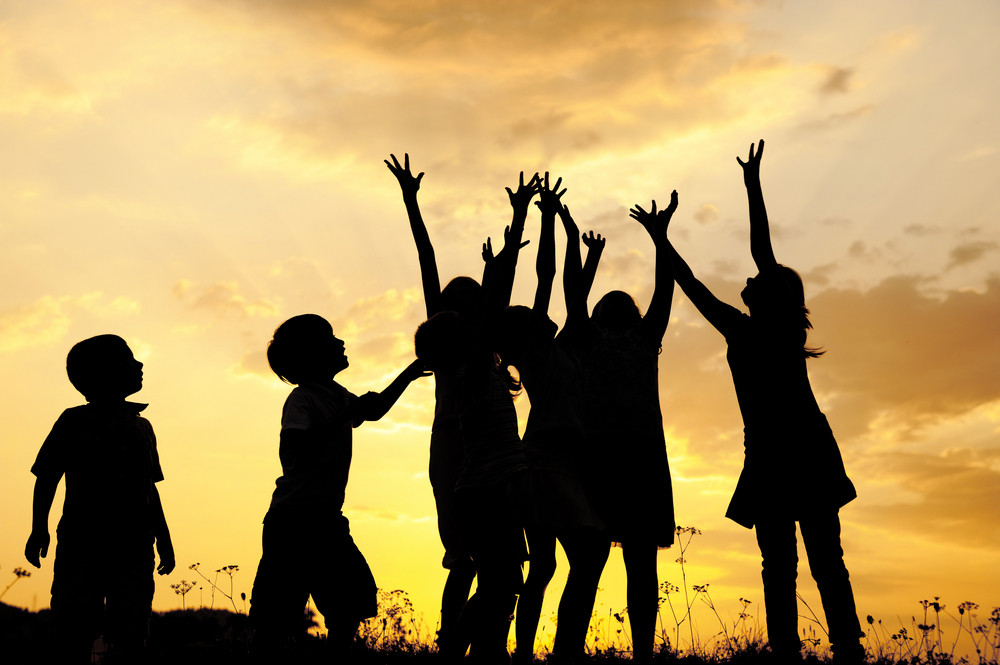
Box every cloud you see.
[947,241,998,269]
[853,448,1000,548]
[818,66,854,95]
[0,293,140,353]
[806,275,1000,438]
[172,279,279,319]
[694,203,720,225]
[796,104,874,132]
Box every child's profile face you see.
[321,333,349,379]
[100,341,144,400]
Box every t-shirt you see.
[268,380,357,515]
[31,402,163,541]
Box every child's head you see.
[440,277,481,318]
[591,290,642,332]
[66,334,143,402]
[741,265,823,357]
[414,311,471,374]
[268,314,347,385]
[494,305,557,368]
[741,265,807,321]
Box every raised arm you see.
[737,140,778,271]
[485,172,540,310]
[580,230,606,309]
[558,205,587,327]
[629,193,677,343]
[533,173,565,315]
[385,153,443,316]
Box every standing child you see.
[645,140,864,662]
[248,313,428,659]
[25,334,175,664]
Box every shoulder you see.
[723,312,753,343]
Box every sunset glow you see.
[2,0,998,656]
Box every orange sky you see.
[2,0,998,657]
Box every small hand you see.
[655,190,679,236]
[25,531,49,568]
[736,139,765,187]
[384,153,425,196]
[505,171,542,212]
[405,359,432,381]
[483,228,530,264]
[535,172,567,215]
[156,540,176,575]
[628,201,658,239]
[581,230,606,253]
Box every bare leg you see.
[514,526,557,662]
[621,540,658,664]
[552,528,610,661]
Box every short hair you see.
[66,334,129,400]
[267,314,333,384]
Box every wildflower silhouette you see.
[0,566,31,600]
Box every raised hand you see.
[483,227,530,264]
[506,171,542,212]
[581,230,606,253]
[629,201,659,239]
[384,153,425,196]
[656,190,679,236]
[535,172,567,216]
[736,139,765,187]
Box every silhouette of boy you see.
[25,334,175,664]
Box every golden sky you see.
[2,0,998,654]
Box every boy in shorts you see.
[25,334,175,663]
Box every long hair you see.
[591,290,642,333]
[751,266,824,358]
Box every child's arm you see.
[630,193,678,343]
[150,484,175,575]
[354,359,431,423]
[532,173,564,315]
[488,171,541,311]
[558,205,587,328]
[385,153,443,317]
[737,139,778,272]
[580,230,606,310]
[24,474,59,568]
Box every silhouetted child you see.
[248,313,428,660]
[575,192,679,664]
[414,172,540,664]
[649,140,863,663]
[502,175,610,665]
[385,152,480,652]
[25,334,175,664]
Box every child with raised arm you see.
[640,140,863,663]
[574,191,678,665]
[25,334,175,664]
[385,153,479,652]
[414,172,540,664]
[248,314,428,660]
[501,175,610,665]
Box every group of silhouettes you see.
[24,140,865,664]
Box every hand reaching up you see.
[506,171,542,213]
[535,172,567,216]
[582,230,606,254]
[629,190,678,241]
[385,153,424,196]
[483,227,530,264]
[736,139,764,187]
